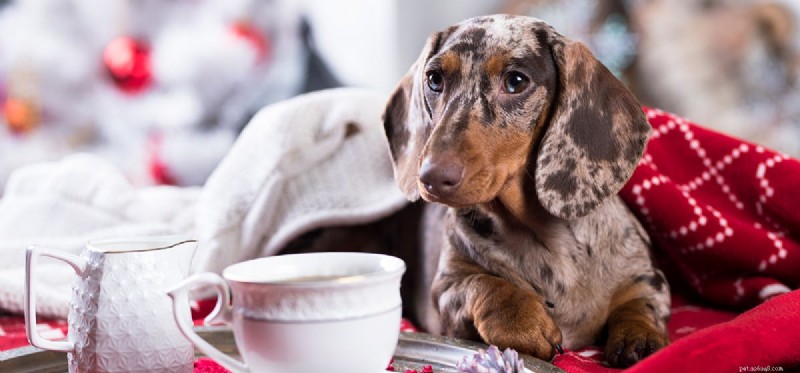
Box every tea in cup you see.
[167,252,406,373]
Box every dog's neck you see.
[476,174,579,256]
[480,172,562,234]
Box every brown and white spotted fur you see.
[382,15,670,367]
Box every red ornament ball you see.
[102,36,153,94]
[230,22,271,64]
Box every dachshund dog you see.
[382,15,670,367]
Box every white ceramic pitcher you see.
[24,236,198,373]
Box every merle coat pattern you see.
[382,15,670,367]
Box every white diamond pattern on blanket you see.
[620,107,800,307]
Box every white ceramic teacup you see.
[167,252,406,373]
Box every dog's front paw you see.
[473,289,562,361]
[605,321,668,368]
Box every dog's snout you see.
[420,155,464,197]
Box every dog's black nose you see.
[420,155,464,197]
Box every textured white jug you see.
[25,237,198,373]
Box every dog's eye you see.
[426,71,444,92]
[503,72,529,94]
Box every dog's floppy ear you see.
[383,33,442,201]
[535,38,651,219]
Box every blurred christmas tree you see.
[0,0,331,189]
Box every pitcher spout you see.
[162,236,199,273]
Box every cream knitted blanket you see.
[0,88,406,317]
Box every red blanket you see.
[2,108,799,372]
[621,107,799,307]
[555,107,800,373]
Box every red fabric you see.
[194,358,230,373]
[620,107,800,308]
[2,108,799,372]
[627,290,800,373]
[0,313,68,352]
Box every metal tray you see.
[0,326,565,373]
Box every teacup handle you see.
[24,246,87,353]
[166,273,249,373]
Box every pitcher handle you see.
[24,245,87,353]
[166,273,249,373]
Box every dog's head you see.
[383,15,651,219]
